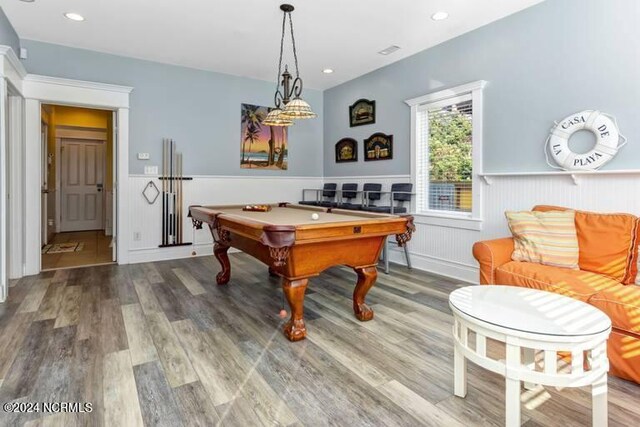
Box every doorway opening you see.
[41,104,117,270]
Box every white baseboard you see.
[387,246,478,284]
[128,239,479,284]
[128,242,213,264]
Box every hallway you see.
[42,231,113,270]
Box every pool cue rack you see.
[159,138,193,248]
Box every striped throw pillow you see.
[506,210,579,269]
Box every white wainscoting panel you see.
[326,174,640,283]
[127,173,640,281]
[128,175,323,263]
[482,174,640,238]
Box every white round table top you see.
[449,285,611,337]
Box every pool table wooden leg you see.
[214,243,231,285]
[282,278,308,341]
[353,266,376,321]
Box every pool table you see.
[189,202,415,341]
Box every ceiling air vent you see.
[378,45,401,56]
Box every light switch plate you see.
[138,152,150,160]
[144,165,158,175]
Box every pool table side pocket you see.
[395,215,415,247]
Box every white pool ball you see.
[311,213,320,221]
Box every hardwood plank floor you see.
[0,253,638,426]
[41,231,114,271]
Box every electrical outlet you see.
[144,165,158,175]
[138,152,150,160]
[133,232,142,241]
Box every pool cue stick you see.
[162,139,167,246]
[169,139,173,244]
[180,153,184,242]
[171,139,177,244]
[175,142,178,244]
[161,139,164,245]
[162,139,169,245]
[165,138,169,246]
[165,138,170,245]
[178,153,183,243]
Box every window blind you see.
[416,95,473,214]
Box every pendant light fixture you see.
[263,4,317,127]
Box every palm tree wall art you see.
[240,103,288,170]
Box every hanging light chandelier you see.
[263,4,317,127]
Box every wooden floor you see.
[42,231,113,271]
[0,254,638,426]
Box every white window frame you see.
[405,80,486,230]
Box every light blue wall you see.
[20,40,324,176]
[323,0,640,176]
[0,7,19,54]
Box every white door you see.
[60,139,105,231]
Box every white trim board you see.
[0,46,28,301]
[129,174,323,180]
[24,74,133,94]
[8,95,24,281]
[405,80,487,107]
[23,74,132,110]
[0,45,27,94]
[479,169,640,186]
[323,175,411,181]
[56,128,108,140]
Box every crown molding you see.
[0,45,27,79]
[23,74,134,94]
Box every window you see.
[406,81,485,221]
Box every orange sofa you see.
[473,206,640,384]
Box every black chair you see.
[354,183,382,210]
[362,183,413,214]
[335,183,359,209]
[299,183,337,206]
[363,183,414,274]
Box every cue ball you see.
[311,213,320,221]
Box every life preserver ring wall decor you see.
[545,110,627,171]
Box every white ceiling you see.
[1,0,544,90]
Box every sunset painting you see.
[240,103,288,170]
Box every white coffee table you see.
[449,285,611,427]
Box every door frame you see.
[0,46,26,302]
[23,74,133,275]
[41,122,48,245]
[54,129,108,233]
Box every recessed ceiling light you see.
[378,45,401,56]
[431,11,449,21]
[64,12,85,22]
[322,68,334,74]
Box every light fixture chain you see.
[288,12,300,78]
[276,11,287,93]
